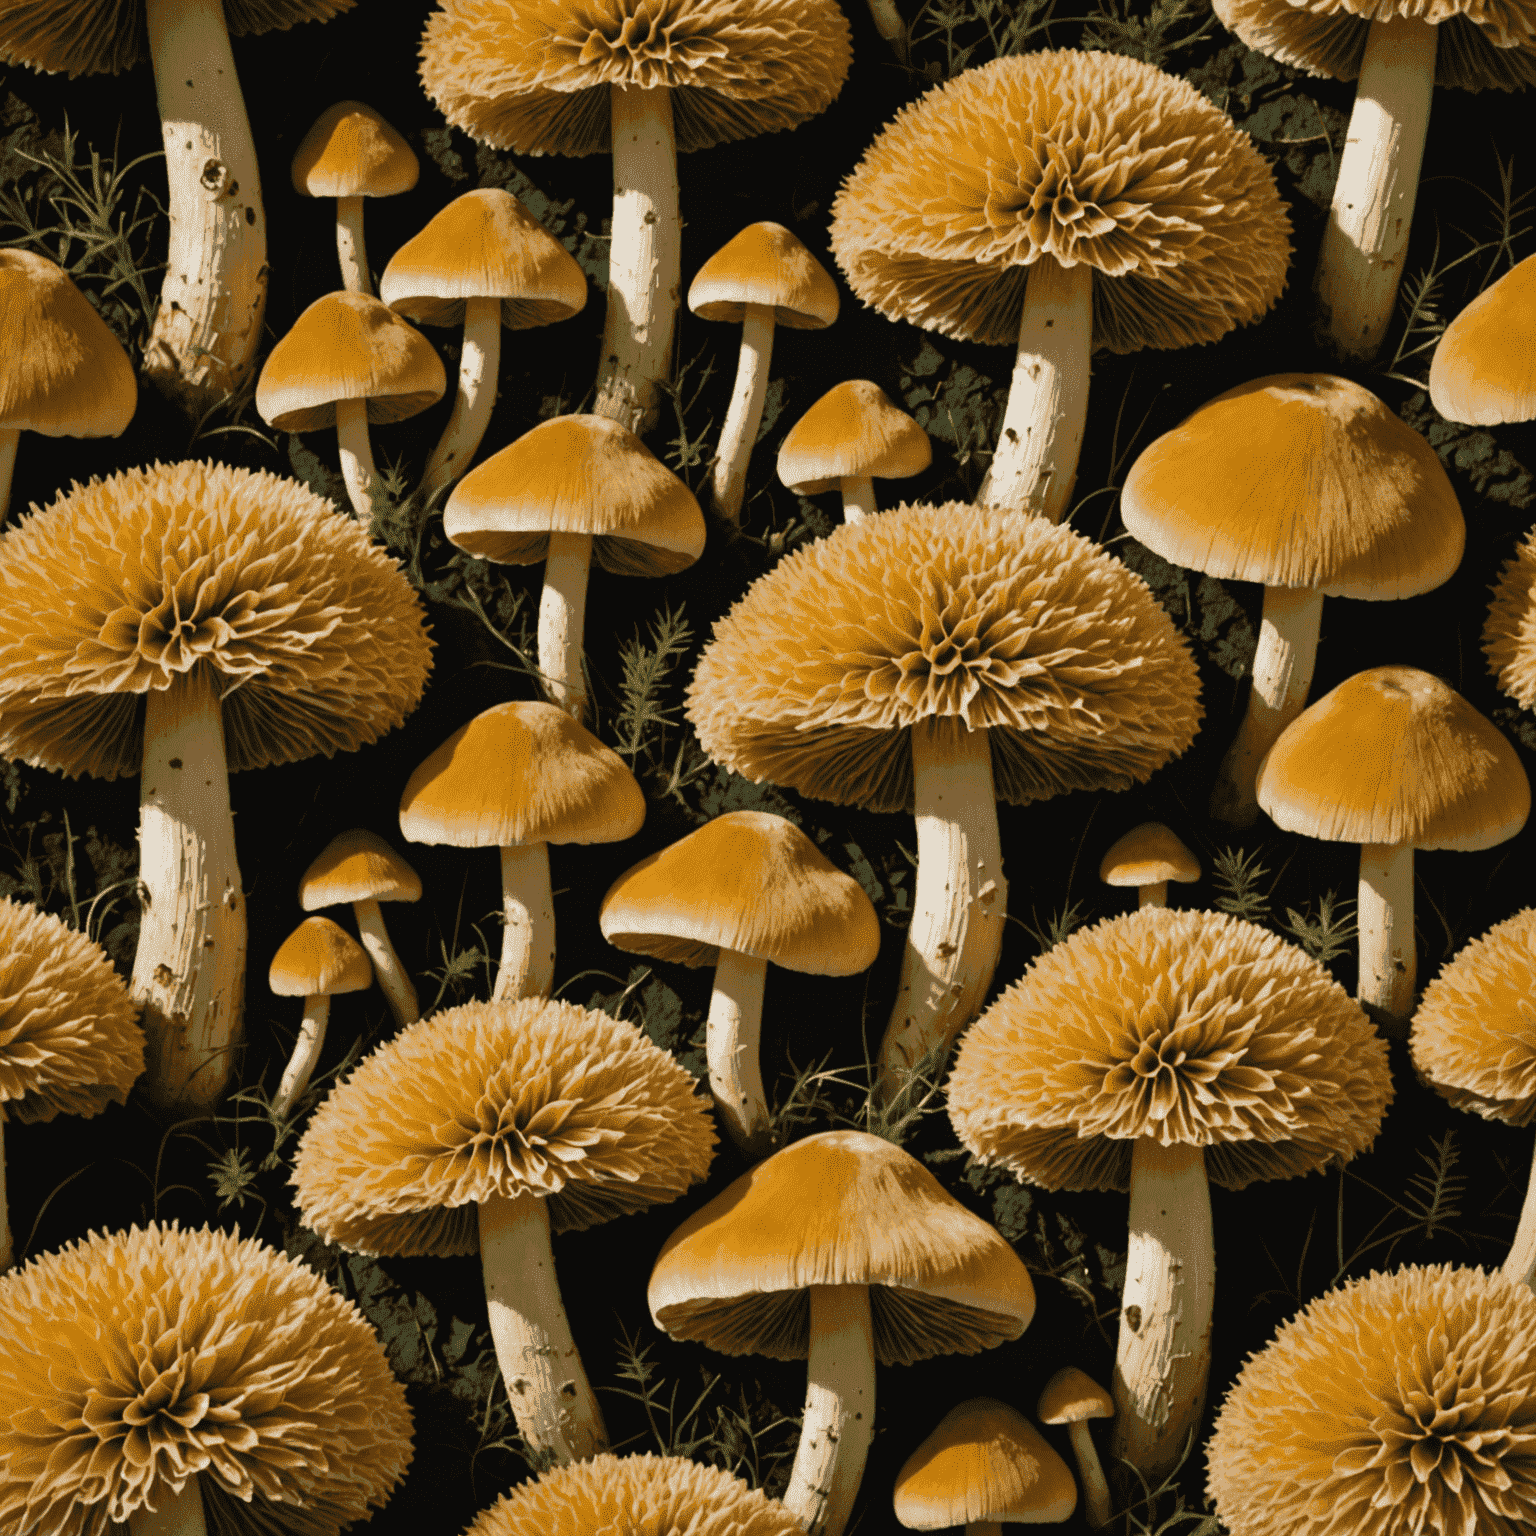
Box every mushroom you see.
[948,907,1393,1483]
[597,809,881,1159]
[398,700,646,1001]
[1430,253,1536,424]
[0,461,433,1114]
[1487,522,1536,711]
[1121,374,1464,827]
[1098,823,1200,910]
[267,915,373,1120]
[1037,1367,1115,1530]
[649,1129,1037,1536]
[829,50,1291,523]
[293,996,717,1466]
[687,221,840,521]
[1255,665,1530,1026]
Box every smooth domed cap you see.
[443,414,705,577]
[1486,524,1536,709]
[291,100,419,197]
[648,1129,1036,1366]
[777,380,932,495]
[379,187,588,328]
[1121,374,1464,598]
[893,1397,1078,1529]
[255,290,446,430]
[829,50,1291,354]
[1037,1366,1113,1424]
[420,0,853,157]
[688,222,840,329]
[1098,822,1200,888]
[398,700,645,850]
[1255,666,1530,851]
[598,810,881,975]
[269,916,373,998]
[1430,254,1536,425]
[300,828,423,908]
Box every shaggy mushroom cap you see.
[0,1221,413,1536]
[1485,525,1536,710]
[1429,254,1536,425]
[1206,1263,1536,1536]
[686,501,1202,814]
[291,99,420,198]
[0,460,433,779]
[948,907,1393,1192]
[828,49,1291,354]
[292,996,716,1257]
[299,827,423,908]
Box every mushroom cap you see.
[1037,1365,1114,1425]
[443,414,705,578]
[828,50,1291,354]
[1120,374,1464,598]
[255,290,447,431]
[776,379,933,495]
[1098,822,1200,888]
[1430,254,1536,425]
[647,1128,1036,1367]
[398,700,646,850]
[687,222,840,329]
[1486,522,1536,709]
[948,907,1393,1193]
[893,1397,1078,1529]
[291,99,420,198]
[1206,1263,1536,1536]
[378,187,589,329]
[0,896,143,1124]
[598,809,881,975]
[292,997,717,1257]
[1255,666,1530,852]
[299,827,423,908]
[0,460,433,781]
[419,0,853,157]
[1409,907,1536,1126]
[269,916,374,998]
[0,1221,413,1535]
[685,502,1203,815]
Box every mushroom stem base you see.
[336,196,369,294]
[840,475,876,522]
[1357,841,1415,1027]
[335,396,378,526]
[354,898,420,1027]
[422,296,502,496]
[1503,1140,1536,1291]
[706,949,773,1159]
[538,532,593,720]
[0,426,18,522]
[271,995,330,1120]
[710,304,775,522]
[495,842,556,1002]
[127,1474,208,1536]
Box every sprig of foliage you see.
[1281,890,1356,965]
[1016,898,1088,954]
[611,602,694,764]
[1210,846,1273,924]
[909,0,1059,80]
[1081,0,1217,68]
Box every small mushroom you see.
[1099,823,1199,909]
[1430,253,1536,425]
[268,916,373,1120]
[1037,1367,1115,1529]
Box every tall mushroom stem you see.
[538,532,594,719]
[1502,1143,1536,1292]
[132,666,246,1116]
[353,899,420,1027]
[1112,1139,1215,1484]
[271,996,330,1119]
[1314,17,1438,361]
[1357,841,1415,1027]
[0,427,18,523]
[495,842,556,1002]
[1067,1420,1113,1530]
[781,1284,876,1536]
[141,0,267,419]
[334,397,377,524]
[422,296,503,496]
[0,1105,11,1272]
[841,476,877,522]
[127,1472,209,1536]
[706,949,773,1159]
[336,195,370,294]
[710,303,776,522]
[479,1189,609,1464]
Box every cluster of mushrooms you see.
[0,1,1535,1535]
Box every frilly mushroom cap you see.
[948,907,1393,1193]
[1430,254,1536,425]
[0,461,433,782]
[1410,908,1536,1126]
[828,50,1291,353]
[269,916,373,998]
[300,827,423,908]
[1098,821,1200,888]
[687,221,840,329]
[1206,1263,1536,1536]
[291,99,420,198]
[1484,523,1536,710]
[776,379,932,495]
[419,0,853,157]
[0,896,143,1124]
[292,997,717,1257]
[685,502,1203,815]
[0,1221,413,1536]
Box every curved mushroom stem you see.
[1357,841,1415,1030]
[271,995,329,1120]
[0,1105,11,1272]
[1138,882,1169,910]
[840,475,877,523]
[422,296,503,497]
[1209,586,1325,828]
[865,0,910,60]
[1067,1420,1114,1529]
[128,1477,208,1536]
[141,0,266,419]
[1111,1139,1214,1485]
[710,303,776,522]
[706,949,773,1160]
[352,899,419,1027]
[1502,1138,1536,1292]
[1314,16,1438,361]
[0,426,18,523]
[480,1189,609,1464]
[977,257,1093,524]
[781,1284,876,1536]
[336,195,370,294]
[495,842,556,1002]
[334,396,377,525]
[538,531,594,720]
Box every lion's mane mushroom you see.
[0,1221,414,1536]
[0,461,433,1116]
[1485,523,1536,710]
[419,0,852,433]
[686,502,1202,1111]
[948,907,1393,1484]
[1430,253,1536,425]
[829,50,1291,523]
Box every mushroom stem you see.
[710,303,776,522]
[538,531,594,719]
[334,396,377,525]
[1314,16,1438,361]
[1138,881,1169,910]
[495,842,556,1002]
[1067,1420,1113,1529]
[0,1105,11,1272]
[977,257,1093,524]
[865,0,910,60]
[593,84,680,435]
[141,0,266,419]
[706,948,773,1159]
[336,195,370,294]
[127,1472,209,1536]
[1502,1140,1536,1291]
[271,995,330,1120]
[0,426,18,522]
[479,1188,609,1464]
[1111,1138,1215,1484]
[841,475,877,522]
[421,295,503,497]
[781,1283,876,1536]
[353,898,420,1027]
[1357,840,1415,1026]
[132,666,246,1116]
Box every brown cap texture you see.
[420,0,853,156]
[292,997,717,1257]
[948,907,1393,1193]
[777,380,932,495]
[829,50,1291,353]
[269,916,373,997]
[0,1221,413,1536]
[1430,254,1536,425]
[0,460,433,780]
[688,222,840,329]
[291,99,419,198]
[300,827,423,908]
[0,896,142,1123]
[1206,1263,1536,1536]
[1485,524,1536,709]
[686,501,1202,814]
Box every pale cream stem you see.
[353,898,419,1027]
[1357,841,1415,1027]
[710,303,776,522]
[538,532,594,719]
[422,296,503,496]
[840,475,877,522]
[1502,1141,1536,1291]
[1068,1419,1113,1529]
[334,396,377,525]
[706,949,772,1160]
[0,427,18,522]
[0,1105,11,1272]
[270,995,329,1119]
[335,195,370,294]
[495,842,556,1002]
[1138,881,1169,910]
[128,1478,209,1536]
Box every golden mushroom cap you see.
[1098,821,1200,888]
[1430,253,1536,426]
[1206,1263,1536,1536]
[948,907,1393,1193]
[1485,524,1536,710]
[291,99,420,199]
[0,1221,413,1536]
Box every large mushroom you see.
[1430,253,1536,425]
[1484,522,1536,710]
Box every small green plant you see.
[1081,0,1217,67]
[1017,897,1088,954]
[909,0,1059,80]
[656,345,718,491]
[205,1145,263,1216]
[610,602,694,764]
[1210,846,1273,924]
[1281,890,1357,965]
